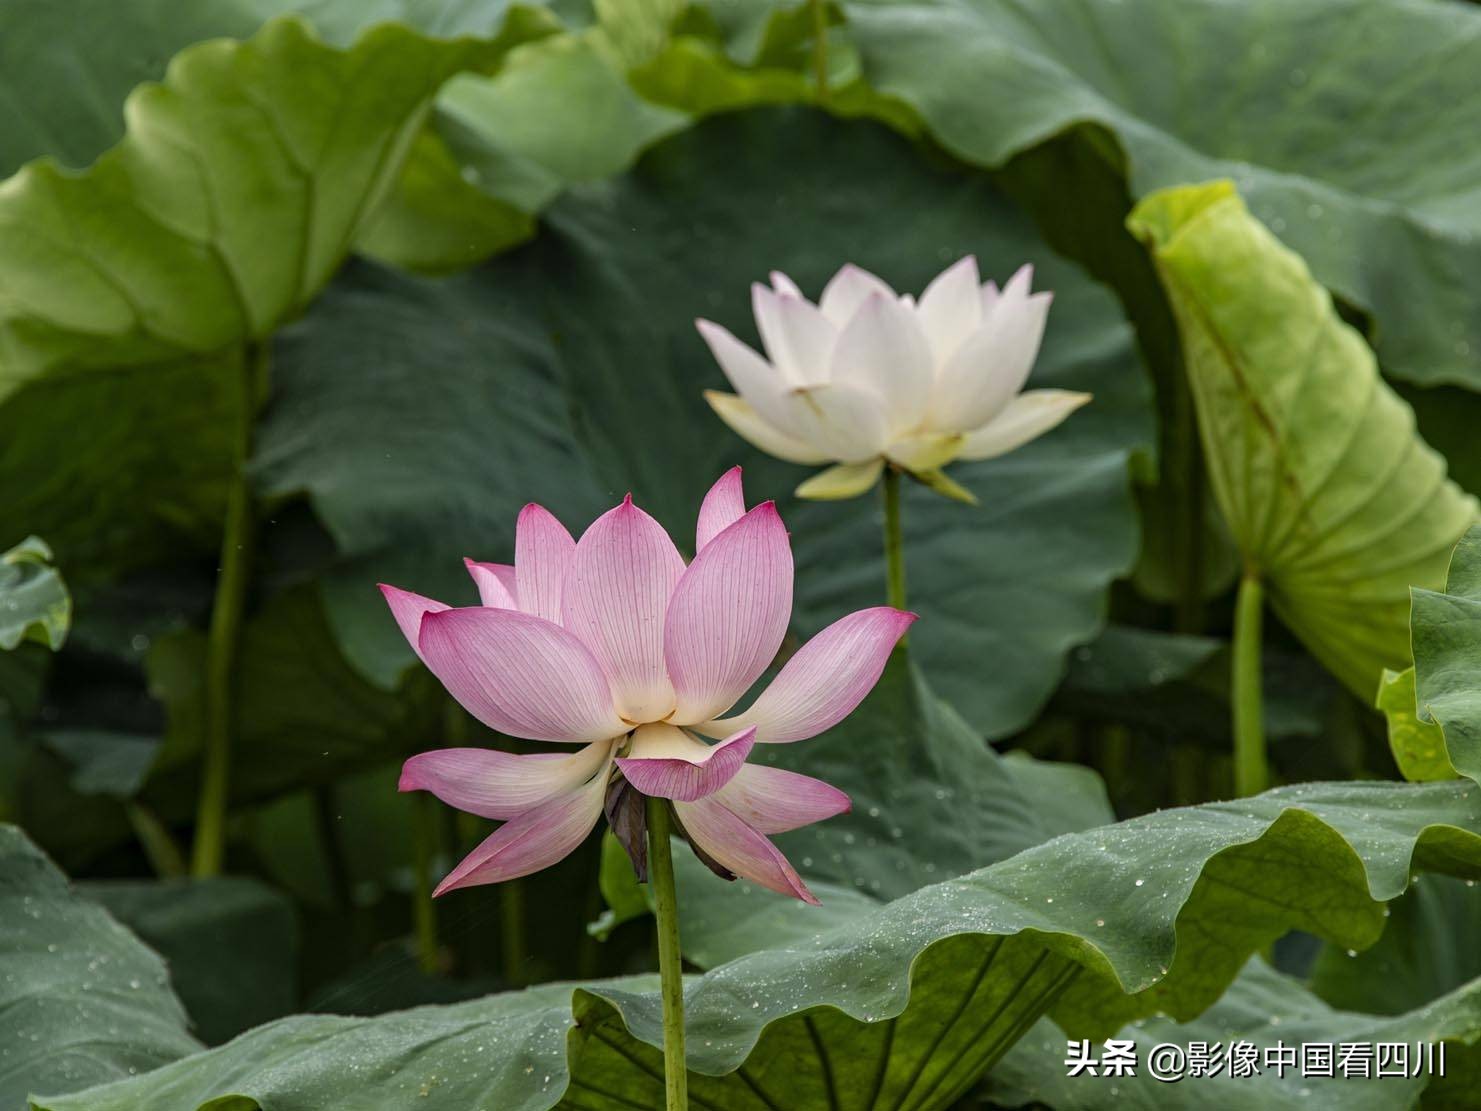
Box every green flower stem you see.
[126,802,186,878]
[191,347,259,877]
[412,793,439,975]
[647,796,688,1111]
[882,466,908,616]
[500,878,528,985]
[809,0,829,101]
[1232,570,1268,797]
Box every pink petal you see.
[400,739,614,819]
[696,466,747,552]
[515,503,576,625]
[562,496,685,724]
[418,607,626,743]
[673,796,818,904]
[379,584,449,664]
[712,764,851,833]
[616,724,757,802]
[464,559,518,609]
[434,769,609,895]
[665,502,792,725]
[705,607,916,743]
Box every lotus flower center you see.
[626,722,716,766]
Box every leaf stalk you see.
[191,345,259,876]
[1232,570,1267,797]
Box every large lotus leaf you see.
[81,877,299,1046]
[1310,874,1481,1021]
[28,780,1481,1111]
[0,14,546,392]
[988,957,1480,1111]
[1128,181,1477,698]
[0,9,557,582]
[0,1,567,178]
[254,107,1152,737]
[0,0,263,176]
[0,825,199,1109]
[660,0,1481,391]
[0,537,69,651]
[0,0,674,276]
[1411,524,1481,788]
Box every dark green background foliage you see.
[4,1,1481,1109]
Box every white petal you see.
[828,292,933,432]
[775,382,890,463]
[925,287,1052,433]
[770,270,803,298]
[752,284,837,386]
[818,264,897,327]
[958,389,1091,460]
[704,391,830,465]
[695,319,795,432]
[915,255,982,363]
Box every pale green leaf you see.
[1377,666,1455,783]
[1411,524,1481,787]
[1129,181,1477,697]
[0,537,70,651]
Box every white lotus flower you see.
[697,258,1091,500]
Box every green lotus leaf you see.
[0,537,70,651]
[0,8,556,578]
[1310,874,1481,1022]
[0,826,199,1109]
[1128,181,1477,698]
[989,957,1481,1111]
[1377,666,1455,783]
[81,877,298,1046]
[25,779,1481,1110]
[1410,524,1481,788]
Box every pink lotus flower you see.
[381,468,914,904]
